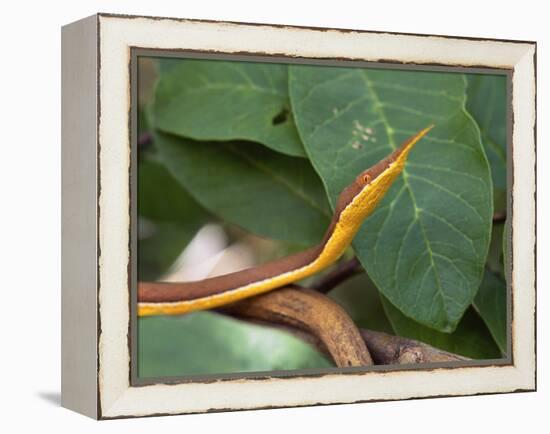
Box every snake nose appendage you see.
[356,124,435,187]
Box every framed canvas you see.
[61,13,536,419]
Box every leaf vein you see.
[408,173,484,222]
[227,146,332,219]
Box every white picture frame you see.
[61,13,536,419]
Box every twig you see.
[359,329,469,364]
[138,131,153,148]
[312,257,363,293]
[493,211,507,223]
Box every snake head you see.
[333,125,434,217]
[356,124,435,188]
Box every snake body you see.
[138,125,433,316]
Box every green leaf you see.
[138,157,209,279]
[473,270,507,354]
[466,74,507,213]
[290,65,493,332]
[154,59,305,157]
[138,312,332,378]
[155,132,332,245]
[381,295,501,359]
[138,156,209,224]
[328,273,394,334]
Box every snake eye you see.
[363,174,371,183]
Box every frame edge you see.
[61,13,100,420]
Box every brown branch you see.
[224,286,469,366]
[312,257,363,293]
[359,329,469,364]
[223,286,373,367]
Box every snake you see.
[138,125,434,317]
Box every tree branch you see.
[359,329,469,364]
[223,286,373,367]
[139,262,470,367]
[224,286,468,366]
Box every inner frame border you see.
[129,48,514,387]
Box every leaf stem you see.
[493,211,507,223]
[312,257,363,293]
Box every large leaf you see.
[155,132,332,245]
[381,295,501,359]
[138,156,209,225]
[154,59,305,157]
[473,270,507,354]
[290,66,493,332]
[466,74,507,213]
[138,312,331,378]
